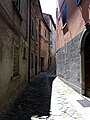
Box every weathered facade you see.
[39,18,51,72]
[0,0,43,111]
[30,0,42,77]
[43,13,56,66]
[56,0,90,96]
[0,0,29,111]
[0,0,52,111]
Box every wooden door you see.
[85,48,90,97]
[41,57,44,72]
[84,33,90,97]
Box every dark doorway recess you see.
[35,56,37,75]
[84,33,90,97]
[41,57,44,72]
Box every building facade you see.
[43,13,56,66]
[56,0,90,97]
[0,0,52,111]
[30,0,42,77]
[39,18,51,72]
[0,0,29,111]
[0,0,43,111]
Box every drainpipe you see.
[28,0,31,83]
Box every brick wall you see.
[56,32,83,92]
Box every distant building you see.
[43,13,56,66]
[39,18,51,72]
[56,0,90,97]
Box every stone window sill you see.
[62,23,67,30]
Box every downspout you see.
[28,0,31,83]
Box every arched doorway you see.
[80,29,90,97]
[84,33,90,97]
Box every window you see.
[31,19,34,38]
[13,0,21,11]
[36,29,38,42]
[61,2,67,26]
[31,19,36,38]
[13,45,19,76]
[31,54,33,69]
[76,0,82,5]
[56,8,58,21]
[23,47,26,59]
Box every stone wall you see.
[56,32,83,92]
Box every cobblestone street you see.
[0,72,54,120]
[1,72,90,120]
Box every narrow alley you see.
[1,68,90,120]
[0,0,90,120]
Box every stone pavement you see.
[0,73,54,120]
[48,77,90,120]
[1,71,90,120]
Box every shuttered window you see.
[13,45,19,76]
[36,29,38,42]
[23,47,27,59]
[61,2,67,26]
[76,0,82,5]
[31,18,36,39]
[13,0,21,11]
[31,53,33,69]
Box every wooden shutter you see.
[61,2,67,26]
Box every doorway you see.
[84,33,90,97]
[35,56,37,75]
[41,57,44,72]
